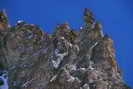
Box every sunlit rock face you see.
[0,8,131,89]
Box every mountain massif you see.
[0,8,131,89]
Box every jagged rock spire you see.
[0,10,8,38]
[0,10,8,25]
[93,21,104,37]
[56,22,70,30]
[83,8,95,25]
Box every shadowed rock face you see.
[0,8,131,89]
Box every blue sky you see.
[0,0,133,87]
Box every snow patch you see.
[0,72,8,89]
[67,76,75,82]
[82,83,90,89]
[52,49,68,69]
[50,75,57,82]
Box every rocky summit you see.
[0,8,131,89]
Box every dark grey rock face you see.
[0,9,131,89]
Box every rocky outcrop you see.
[0,8,131,89]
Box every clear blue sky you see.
[0,0,133,87]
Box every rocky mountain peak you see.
[0,8,131,89]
